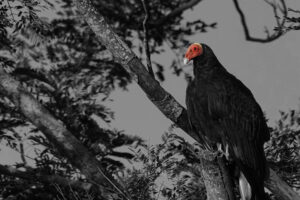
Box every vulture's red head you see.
[183,43,203,65]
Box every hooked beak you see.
[183,58,190,65]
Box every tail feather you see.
[239,172,251,200]
[239,171,267,200]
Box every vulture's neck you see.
[193,55,222,79]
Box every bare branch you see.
[264,0,287,29]
[19,141,27,165]
[11,130,28,166]
[141,0,155,79]
[288,8,300,14]
[154,0,203,26]
[232,0,287,43]
[0,164,94,192]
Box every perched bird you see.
[184,43,270,200]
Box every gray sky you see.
[107,0,300,144]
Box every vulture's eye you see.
[194,47,197,50]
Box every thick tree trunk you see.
[0,68,129,200]
[74,0,300,200]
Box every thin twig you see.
[141,0,155,79]
[232,0,287,43]
[69,184,80,200]
[54,184,68,200]
[0,143,36,161]
[288,8,300,14]
[11,129,28,165]
[19,142,27,165]
[96,167,132,200]
[264,0,286,29]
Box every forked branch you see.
[232,0,287,43]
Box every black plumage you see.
[185,43,270,200]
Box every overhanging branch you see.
[232,0,287,43]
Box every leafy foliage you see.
[125,120,300,200]
[265,109,300,189]
[121,133,206,200]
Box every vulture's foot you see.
[217,143,230,160]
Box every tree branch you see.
[19,139,27,165]
[153,0,203,26]
[141,0,155,79]
[0,164,94,192]
[75,0,200,142]
[0,68,131,200]
[232,0,287,43]
[265,169,300,200]
[74,0,300,199]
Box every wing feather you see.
[186,71,269,185]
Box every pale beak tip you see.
[183,58,189,65]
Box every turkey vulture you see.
[184,43,270,200]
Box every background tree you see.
[265,109,300,191]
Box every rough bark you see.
[217,157,235,200]
[265,169,300,200]
[0,68,130,200]
[0,164,93,192]
[201,159,229,200]
[74,0,300,200]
